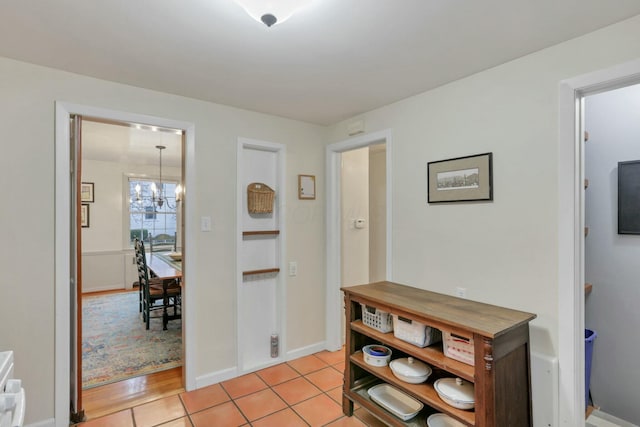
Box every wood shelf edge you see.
[242,230,280,236]
[242,268,280,276]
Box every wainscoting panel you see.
[82,250,136,293]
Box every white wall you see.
[584,84,640,425]
[341,147,369,286]
[0,56,326,424]
[369,145,386,282]
[328,14,640,423]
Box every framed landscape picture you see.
[427,152,493,203]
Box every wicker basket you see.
[247,182,275,214]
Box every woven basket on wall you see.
[247,182,275,214]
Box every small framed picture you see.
[81,204,90,228]
[298,175,316,200]
[81,182,94,203]
[427,152,493,203]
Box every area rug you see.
[82,291,182,389]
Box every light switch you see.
[289,261,298,276]
[201,216,212,232]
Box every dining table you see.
[145,252,182,329]
[146,252,182,280]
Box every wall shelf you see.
[242,230,280,237]
[242,268,280,276]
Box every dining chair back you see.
[134,238,181,330]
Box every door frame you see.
[325,129,393,351]
[54,102,196,426]
[557,58,640,426]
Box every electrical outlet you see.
[455,287,467,298]
[289,261,298,276]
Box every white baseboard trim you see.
[285,341,327,361]
[193,341,327,390]
[195,366,238,389]
[26,418,54,427]
[83,284,126,293]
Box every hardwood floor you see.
[81,288,184,421]
[82,367,184,420]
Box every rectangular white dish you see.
[367,383,424,421]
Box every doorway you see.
[583,83,640,425]
[558,58,640,426]
[54,102,197,425]
[78,118,184,416]
[325,129,393,350]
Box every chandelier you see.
[132,145,182,210]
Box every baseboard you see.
[285,341,327,361]
[25,418,54,427]
[193,340,327,389]
[195,366,238,389]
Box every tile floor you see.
[80,348,387,427]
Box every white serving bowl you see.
[389,357,432,384]
[427,413,467,427]
[362,344,392,367]
[433,377,475,410]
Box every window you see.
[128,178,179,248]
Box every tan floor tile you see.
[332,361,345,374]
[251,408,308,427]
[157,416,193,427]
[221,373,268,399]
[234,388,288,421]
[81,409,134,427]
[326,386,344,404]
[180,383,230,414]
[256,363,300,386]
[272,377,322,405]
[292,393,343,426]
[287,354,328,375]
[304,367,344,391]
[325,416,368,427]
[133,395,186,427]
[314,348,345,365]
[190,402,247,427]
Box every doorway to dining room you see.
[75,116,186,421]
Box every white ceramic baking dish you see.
[367,383,424,421]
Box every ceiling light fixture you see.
[233,0,313,27]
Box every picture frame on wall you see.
[81,182,94,203]
[81,204,90,228]
[427,152,493,203]
[298,174,316,200]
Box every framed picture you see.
[81,182,94,203]
[298,174,316,200]
[427,152,493,203]
[81,204,90,228]
[618,160,640,234]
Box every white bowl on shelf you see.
[427,413,467,427]
[389,357,432,384]
[433,377,475,410]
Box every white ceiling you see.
[82,120,182,167]
[1,1,640,126]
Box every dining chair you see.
[134,238,181,330]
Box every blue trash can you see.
[585,329,597,407]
